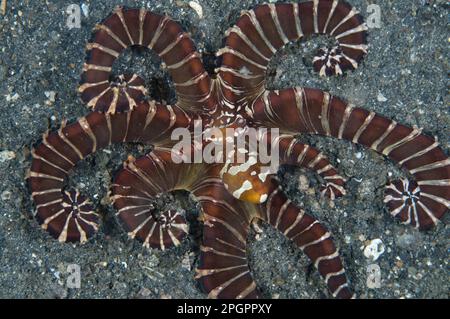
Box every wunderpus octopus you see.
[27,1,449,298]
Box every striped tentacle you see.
[261,178,353,298]
[218,128,346,204]
[112,150,261,295]
[27,101,194,243]
[111,148,211,249]
[217,0,367,106]
[192,175,261,298]
[276,134,346,199]
[80,7,212,113]
[249,87,450,230]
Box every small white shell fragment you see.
[366,264,381,289]
[81,3,89,17]
[363,238,385,261]
[189,1,203,19]
[377,92,388,102]
[44,91,56,102]
[0,150,16,162]
[181,253,191,270]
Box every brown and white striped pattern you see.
[193,174,354,298]
[261,177,354,298]
[192,175,260,299]
[27,1,448,300]
[112,151,261,298]
[28,186,99,243]
[276,134,346,199]
[27,101,194,243]
[111,150,201,249]
[80,7,213,113]
[218,0,368,108]
[249,87,450,230]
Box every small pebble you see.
[363,238,385,261]
[298,175,309,192]
[81,3,89,17]
[44,91,56,105]
[138,287,151,298]
[377,92,388,102]
[1,190,11,200]
[5,93,20,102]
[96,261,108,268]
[0,150,16,162]
[397,232,419,249]
[181,253,191,271]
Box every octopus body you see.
[27,0,449,299]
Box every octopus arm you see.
[192,178,261,299]
[27,102,194,243]
[250,88,450,230]
[80,7,213,113]
[218,0,367,105]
